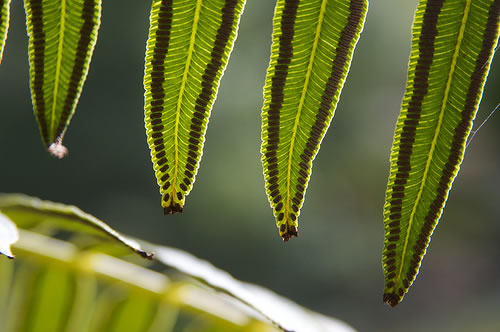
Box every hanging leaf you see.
[0,212,18,258]
[382,0,500,306]
[144,0,246,214]
[0,194,152,259]
[0,0,11,64]
[261,0,368,240]
[24,0,101,158]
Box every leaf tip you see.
[1,251,15,259]
[383,292,401,307]
[138,250,155,260]
[48,138,68,159]
[281,225,298,242]
[163,204,183,215]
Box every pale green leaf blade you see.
[383,0,500,306]
[154,246,356,332]
[0,255,15,324]
[12,229,352,331]
[20,266,76,332]
[0,0,11,64]
[261,0,368,240]
[92,291,158,332]
[63,273,97,332]
[5,262,41,332]
[1,197,355,331]
[144,0,246,214]
[0,212,18,258]
[0,194,152,259]
[24,0,101,157]
[3,246,96,332]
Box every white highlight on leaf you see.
[155,246,356,332]
[0,212,19,258]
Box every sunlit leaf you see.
[0,194,152,259]
[261,0,368,240]
[154,245,356,332]
[89,289,159,332]
[0,256,14,325]
[15,265,76,332]
[8,229,355,331]
[8,231,278,331]
[0,0,11,64]
[144,0,245,213]
[382,0,500,306]
[24,0,101,157]
[0,195,355,331]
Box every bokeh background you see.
[1,0,499,331]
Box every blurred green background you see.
[1,0,499,331]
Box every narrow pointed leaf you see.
[0,212,18,258]
[383,0,500,306]
[0,194,152,259]
[261,0,368,240]
[24,0,101,157]
[144,0,245,214]
[0,0,11,64]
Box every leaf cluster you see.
[0,0,499,320]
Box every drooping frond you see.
[261,0,368,240]
[24,0,101,157]
[383,0,500,306]
[0,194,356,332]
[0,0,11,64]
[144,0,246,214]
[0,194,152,259]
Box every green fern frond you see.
[0,0,11,64]
[24,0,101,157]
[383,0,500,306]
[261,0,368,240]
[144,0,245,214]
